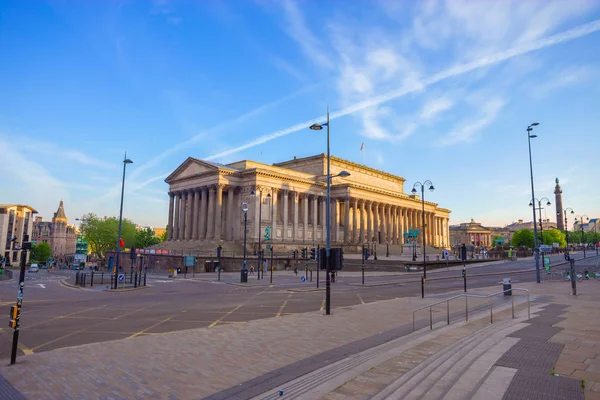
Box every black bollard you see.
[462,268,467,293]
[143,272,147,286]
[130,271,133,284]
[101,272,104,285]
[570,259,576,296]
[421,275,425,298]
[310,269,312,282]
[134,272,138,288]
[90,271,94,287]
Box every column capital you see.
[208,184,217,193]
[281,189,289,196]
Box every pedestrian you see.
[294,267,298,276]
[250,266,255,275]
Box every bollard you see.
[90,271,94,287]
[570,259,577,296]
[138,271,142,287]
[82,274,86,288]
[130,271,133,284]
[75,272,80,285]
[144,272,147,286]
[310,269,312,282]
[421,275,425,298]
[101,272,104,285]
[463,268,467,293]
[218,266,221,281]
[134,272,138,288]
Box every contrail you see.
[205,18,600,161]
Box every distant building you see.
[0,204,38,265]
[573,218,599,233]
[31,201,77,261]
[449,219,494,247]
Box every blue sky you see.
[2,0,600,229]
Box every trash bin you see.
[503,278,512,296]
[240,268,248,283]
[176,267,182,274]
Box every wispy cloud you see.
[270,56,310,83]
[420,96,454,120]
[531,65,593,98]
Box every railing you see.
[412,288,530,331]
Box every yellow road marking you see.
[128,316,173,338]
[357,294,365,305]
[208,305,242,327]
[0,329,34,355]
[276,294,292,317]
[25,304,108,329]
[320,299,325,311]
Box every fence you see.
[74,271,147,289]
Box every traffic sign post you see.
[10,248,28,365]
[118,274,125,289]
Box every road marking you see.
[357,294,365,304]
[276,294,292,317]
[25,304,108,329]
[320,299,325,311]
[0,329,34,355]
[208,305,242,327]
[129,317,173,338]
[34,284,46,289]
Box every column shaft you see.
[167,193,175,240]
[227,187,235,240]
[282,191,289,241]
[312,195,318,242]
[293,192,299,241]
[344,198,350,244]
[174,192,181,240]
[206,187,215,239]
[367,202,372,243]
[303,194,308,242]
[199,187,208,239]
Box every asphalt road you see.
[0,252,597,361]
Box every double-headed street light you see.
[529,197,551,244]
[309,109,350,315]
[559,207,574,258]
[114,154,133,289]
[575,215,589,258]
[250,189,271,280]
[526,122,541,283]
[411,180,435,279]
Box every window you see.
[23,212,30,237]
[5,210,15,250]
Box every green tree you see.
[159,226,168,242]
[541,229,566,247]
[134,227,161,249]
[512,229,534,248]
[79,213,137,259]
[30,242,52,263]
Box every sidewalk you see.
[1,278,598,399]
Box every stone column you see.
[303,194,308,242]
[190,190,198,240]
[174,192,181,240]
[292,191,299,241]
[321,196,327,242]
[253,188,261,241]
[214,184,223,240]
[167,192,175,241]
[227,186,235,240]
[352,199,359,244]
[206,186,215,239]
[312,194,318,242]
[386,204,392,243]
[199,187,208,239]
[271,189,278,241]
[359,200,365,244]
[282,190,289,242]
[180,191,188,240]
[380,204,387,243]
[392,206,398,245]
[373,202,379,244]
[344,198,350,244]
[366,201,372,243]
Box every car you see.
[28,264,39,273]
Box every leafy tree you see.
[134,227,161,249]
[30,242,52,263]
[79,213,136,259]
[512,229,534,248]
[159,226,168,242]
[540,229,566,247]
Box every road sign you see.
[443,250,449,258]
[118,274,125,282]
[301,276,306,282]
[539,245,552,253]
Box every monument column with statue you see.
[554,178,564,231]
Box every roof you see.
[54,200,67,220]
[0,204,38,213]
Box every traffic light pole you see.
[362,244,365,285]
[10,250,27,365]
[316,245,320,289]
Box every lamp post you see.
[251,189,271,280]
[594,219,599,256]
[309,109,350,315]
[529,197,551,245]
[575,215,589,258]
[411,181,434,279]
[559,208,574,258]
[241,202,248,282]
[526,123,541,283]
[114,154,133,289]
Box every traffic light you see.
[217,245,222,258]
[292,250,297,259]
[130,247,137,260]
[8,306,17,329]
[310,247,316,260]
[301,248,307,259]
[318,248,344,270]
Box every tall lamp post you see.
[411,180,434,279]
[593,219,599,256]
[309,109,350,315]
[241,202,248,282]
[251,189,271,279]
[529,197,551,245]
[575,215,589,258]
[559,208,574,258]
[114,154,133,289]
[526,122,541,283]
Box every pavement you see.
[0,253,598,399]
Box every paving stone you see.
[0,372,26,400]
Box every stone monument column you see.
[167,192,175,241]
[352,199,359,244]
[180,191,188,240]
[373,202,379,244]
[214,184,224,240]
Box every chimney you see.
[518,219,523,224]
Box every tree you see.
[79,213,137,259]
[134,227,161,249]
[541,229,566,247]
[512,229,534,248]
[30,242,52,263]
[159,226,168,242]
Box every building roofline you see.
[0,204,38,213]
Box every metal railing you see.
[412,288,530,331]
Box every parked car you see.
[28,264,39,273]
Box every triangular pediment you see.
[165,158,220,183]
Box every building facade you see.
[162,154,451,252]
[31,201,77,260]
[449,219,495,247]
[0,204,37,265]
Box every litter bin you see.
[503,278,512,296]
[176,267,182,274]
[240,268,248,283]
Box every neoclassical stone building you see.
[163,154,451,253]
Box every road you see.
[0,252,597,360]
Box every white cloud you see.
[420,97,454,120]
[531,65,593,98]
[270,56,310,83]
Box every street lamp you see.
[241,202,249,282]
[114,154,133,289]
[529,197,551,245]
[250,189,271,280]
[559,207,574,258]
[575,215,589,258]
[526,122,541,283]
[593,219,599,256]
[411,180,434,279]
[309,109,350,315]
